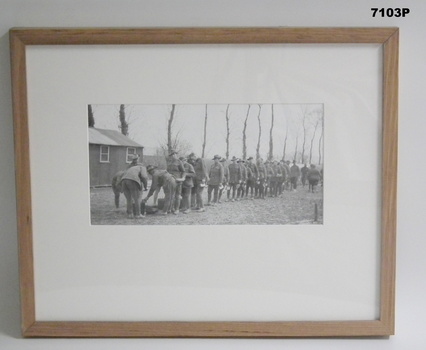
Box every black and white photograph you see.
[89,103,324,225]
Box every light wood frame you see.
[10,27,398,338]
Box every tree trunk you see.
[201,105,208,158]
[225,104,230,159]
[301,106,308,164]
[268,104,274,160]
[119,104,129,136]
[294,134,299,162]
[256,104,262,160]
[309,119,320,164]
[282,119,288,161]
[318,121,324,165]
[167,104,176,154]
[242,105,251,160]
[88,105,95,127]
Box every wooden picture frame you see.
[10,27,398,338]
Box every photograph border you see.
[10,27,398,338]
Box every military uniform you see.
[237,162,247,199]
[283,162,291,190]
[271,162,282,197]
[120,166,148,217]
[228,162,241,183]
[227,161,241,201]
[166,157,185,213]
[307,166,321,193]
[181,160,195,212]
[265,162,276,197]
[255,160,266,199]
[207,160,224,204]
[290,163,301,190]
[218,159,229,202]
[277,162,288,195]
[301,165,309,187]
[145,169,176,214]
[245,160,258,198]
[189,157,209,210]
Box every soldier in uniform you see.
[166,149,186,214]
[120,165,148,218]
[227,156,241,202]
[265,160,275,197]
[307,164,321,193]
[301,164,309,187]
[237,159,247,200]
[218,157,229,203]
[255,158,266,199]
[245,157,258,199]
[187,153,209,212]
[290,160,301,191]
[112,154,148,209]
[207,155,224,206]
[278,160,288,195]
[143,165,176,215]
[179,156,195,214]
[127,154,147,190]
[271,161,281,197]
[128,154,140,167]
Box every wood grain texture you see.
[9,27,398,338]
[24,320,392,338]
[9,27,398,45]
[9,30,36,334]
[379,29,399,335]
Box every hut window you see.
[126,147,137,163]
[100,146,110,163]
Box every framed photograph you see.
[10,27,398,337]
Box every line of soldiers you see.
[138,150,322,217]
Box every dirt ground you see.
[90,184,323,225]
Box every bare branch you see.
[201,104,208,158]
[256,104,262,160]
[268,104,274,160]
[167,104,176,154]
[242,104,251,159]
[225,104,230,159]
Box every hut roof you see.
[88,128,143,148]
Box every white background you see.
[0,0,425,349]
[27,44,380,321]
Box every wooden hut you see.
[88,128,144,187]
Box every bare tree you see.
[300,105,309,164]
[293,134,299,162]
[118,104,129,136]
[282,116,289,161]
[88,105,95,127]
[167,104,176,154]
[309,112,321,164]
[242,104,251,160]
[225,104,230,159]
[256,104,262,160]
[159,127,193,158]
[171,129,193,155]
[268,104,274,160]
[201,104,208,158]
[318,115,324,165]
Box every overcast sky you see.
[91,103,323,162]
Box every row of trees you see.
[88,103,324,165]
[163,103,324,164]
[89,104,129,136]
